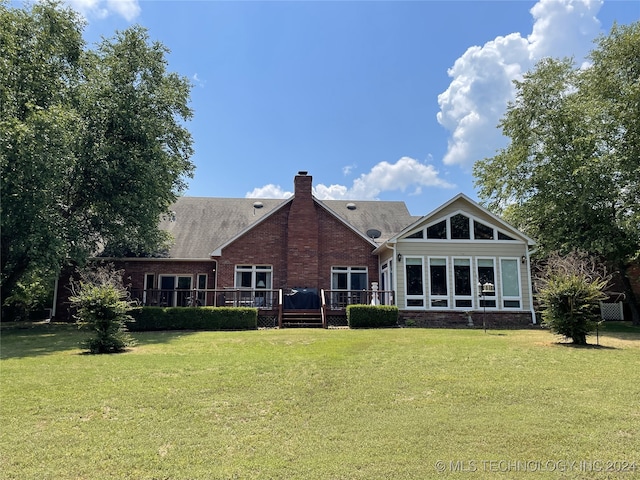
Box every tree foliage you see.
[536,252,610,345]
[473,22,640,324]
[0,1,194,314]
[70,265,136,354]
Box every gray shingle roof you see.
[160,196,416,258]
[321,200,418,244]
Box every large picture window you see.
[428,258,448,308]
[453,258,472,308]
[450,214,470,239]
[331,266,367,291]
[477,259,496,308]
[405,257,425,307]
[235,265,272,289]
[500,259,521,308]
[331,266,368,307]
[158,275,192,307]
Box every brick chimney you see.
[286,171,319,289]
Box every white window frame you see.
[158,274,193,307]
[196,273,208,306]
[427,257,449,309]
[330,266,369,307]
[404,256,425,309]
[331,266,368,291]
[476,257,498,309]
[234,265,273,290]
[500,258,522,309]
[423,211,519,242]
[380,261,393,305]
[143,273,156,305]
[452,257,474,310]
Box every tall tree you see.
[0,1,194,312]
[473,22,639,325]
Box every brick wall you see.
[287,174,319,289]
[399,310,537,329]
[317,207,379,288]
[54,172,382,319]
[217,173,379,291]
[53,259,217,321]
[215,206,290,289]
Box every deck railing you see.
[129,288,395,311]
[324,289,395,310]
[130,288,280,309]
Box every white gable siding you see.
[388,194,534,315]
[395,238,531,311]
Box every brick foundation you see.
[398,310,538,329]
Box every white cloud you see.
[246,184,293,199]
[64,0,141,21]
[246,157,454,201]
[106,0,141,22]
[437,0,603,167]
[192,73,206,88]
[528,0,602,62]
[342,164,357,176]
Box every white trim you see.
[330,266,369,290]
[234,265,273,289]
[427,256,449,309]
[402,209,527,244]
[143,272,156,305]
[386,193,536,246]
[158,274,193,307]
[404,256,426,309]
[452,257,474,310]
[499,258,523,311]
[476,257,498,310]
[196,273,208,306]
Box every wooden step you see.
[282,310,323,327]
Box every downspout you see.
[389,242,399,308]
[526,248,537,324]
[51,274,59,321]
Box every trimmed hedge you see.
[128,307,257,331]
[347,305,399,328]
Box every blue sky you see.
[31,0,640,215]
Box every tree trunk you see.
[619,262,640,326]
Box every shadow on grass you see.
[598,321,640,342]
[554,342,618,350]
[0,322,197,359]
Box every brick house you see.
[54,171,538,327]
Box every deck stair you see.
[281,309,323,328]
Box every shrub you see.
[2,274,53,321]
[347,305,399,328]
[128,307,257,331]
[536,252,609,345]
[70,266,136,354]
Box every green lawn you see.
[1,323,639,479]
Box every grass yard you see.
[1,323,639,479]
